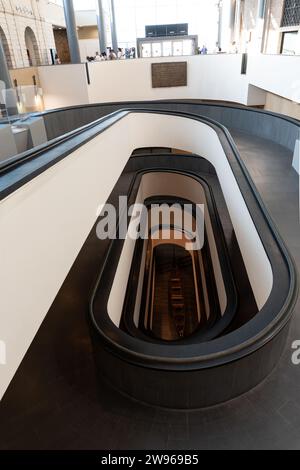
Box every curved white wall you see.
[0,112,273,399]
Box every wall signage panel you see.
[151,62,187,88]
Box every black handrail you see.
[31,99,300,126]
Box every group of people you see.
[198,41,240,55]
[58,41,241,65]
[198,43,222,55]
[86,47,136,62]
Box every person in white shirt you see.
[117,48,123,59]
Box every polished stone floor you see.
[0,130,299,450]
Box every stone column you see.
[97,0,107,53]
[217,0,223,48]
[63,0,81,64]
[110,0,118,52]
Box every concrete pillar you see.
[252,0,267,52]
[218,0,235,52]
[292,135,300,175]
[217,1,223,48]
[0,125,17,160]
[234,0,242,45]
[110,0,118,52]
[97,0,107,53]
[63,0,81,64]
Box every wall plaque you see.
[151,62,187,88]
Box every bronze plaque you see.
[151,62,187,88]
